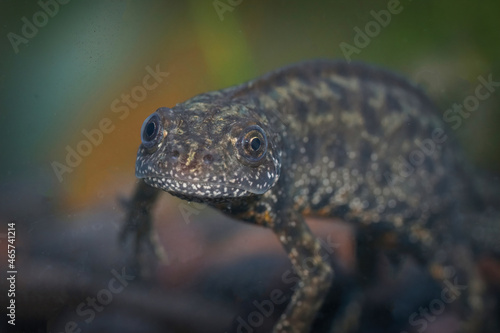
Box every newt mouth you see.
[142,176,253,198]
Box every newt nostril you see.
[203,154,214,165]
[171,150,180,161]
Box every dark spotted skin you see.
[121,60,500,333]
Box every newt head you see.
[135,99,281,200]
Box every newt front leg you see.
[272,210,334,333]
[119,179,164,274]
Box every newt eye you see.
[250,137,261,151]
[237,125,268,165]
[141,113,163,149]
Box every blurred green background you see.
[1,0,499,209]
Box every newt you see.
[120,60,500,332]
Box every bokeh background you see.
[0,0,499,332]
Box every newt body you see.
[123,60,499,332]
